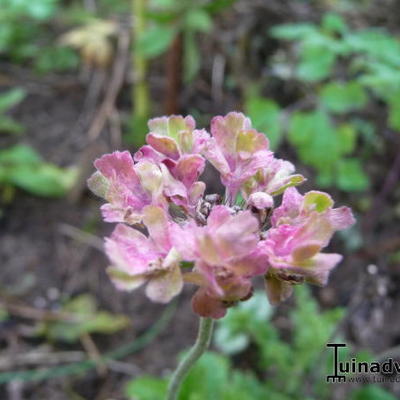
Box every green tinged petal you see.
[87,171,109,198]
[303,191,334,213]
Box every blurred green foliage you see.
[0,0,78,72]
[247,12,400,191]
[125,287,395,400]
[0,144,78,198]
[139,0,236,82]
[36,294,130,342]
[0,88,26,135]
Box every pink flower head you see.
[105,206,183,303]
[134,115,209,207]
[263,187,355,304]
[88,113,356,318]
[87,150,198,224]
[172,206,268,318]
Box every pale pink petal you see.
[94,151,139,187]
[305,253,342,286]
[87,171,109,198]
[148,115,195,142]
[271,187,303,226]
[206,205,232,230]
[248,192,274,210]
[191,129,211,153]
[328,207,355,230]
[100,203,140,225]
[134,145,165,164]
[146,133,180,160]
[146,263,183,303]
[197,232,224,266]
[160,164,189,207]
[104,224,159,276]
[107,267,147,291]
[174,154,205,188]
[214,210,259,260]
[143,205,171,253]
[236,129,269,160]
[292,241,322,261]
[170,220,199,260]
[188,181,206,205]
[202,137,231,176]
[230,242,269,276]
[211,112,251,165]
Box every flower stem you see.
[166,317,214,400]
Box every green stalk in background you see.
[132,0,150,147]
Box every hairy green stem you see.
[166,317,214,400]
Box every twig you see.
[88,28,130,141]
[211,53,225,105]
[58,223,104,252]
[165,34,182,114]
[80,333,107,376]
[0,302,176,384]
[105,359,141,375]
[109,107,122,148]
[0,300,78,323]
[0,351,85,370]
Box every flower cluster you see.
[88,112,355,319]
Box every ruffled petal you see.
[146,133,180,160]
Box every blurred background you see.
[0,0,399,399]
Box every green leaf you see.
[351,385,397,400]
[388,93,400,131]
[8,164,78,197]
[345,30,400,67]
[0,144,78,197]
[179,352,230,399]
[288,111,315,147]
[297,44,336,82]
[315,167,334,187]
[320,81,367,114]
[215,291,272,355]
[136,25,176,58]
[245,96,282,149]
[36,294,130,342]
[0,144,42,164]
[270,23,316,40]
[204,0,237,14]
[0,115,24,134]
[336,158,369,192]
[184,9,212,32]
[321,12,348,35]
[336,123,357,155]
[289,110,340,169]
[125,376,167,400]
[290,286,344,386]
[34,46,79,74]
[0,88,26,112]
